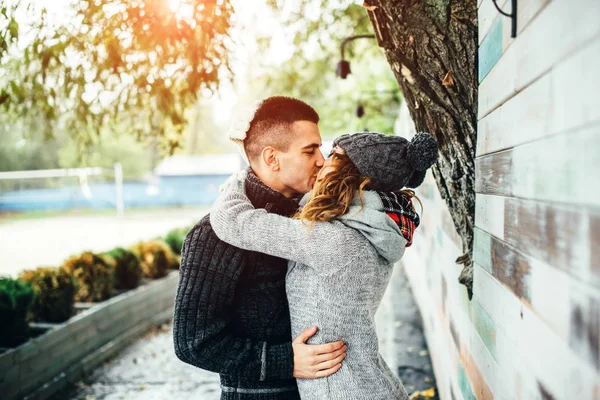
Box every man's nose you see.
[316,151,325,167]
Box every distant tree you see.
[259,1,401,137]
[0,0,233,153]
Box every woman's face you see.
[313,146,345,191]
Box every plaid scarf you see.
[376,191,420,247]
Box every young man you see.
[173,97,346,400]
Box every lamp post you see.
[492,0,517,38]
[336,34,376,79]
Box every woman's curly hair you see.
[295,152,421,229]
[294,152,370,227]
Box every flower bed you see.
[0,271,179,400]
[0,225,192,400]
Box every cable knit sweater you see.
[173,169,301,400]
[210,171,413,400]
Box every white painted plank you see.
[552,37,600,133]
[475,194,506,240]
[478,37,600,156]
[476,123,600,207]
[517,0,551,35]
[476,70,552,156]
[511,123,600,207]
[479,0,600,119]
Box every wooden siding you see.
[402,1,600,399]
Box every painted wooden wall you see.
[396,1,600,399]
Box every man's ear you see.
[261,147,280,171]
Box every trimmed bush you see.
[0,278,35,347]
[130,240,172,279]
[168,253,181,270]
[164,227,187,256]
[105,248,142,290]
[18,267,76,323]
[62,252,114,302]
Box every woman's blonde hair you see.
[294,152,421,228]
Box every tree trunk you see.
[366,0,478,298]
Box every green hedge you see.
[104,248,142,290]
[62,252,114,302]
[0,278,35,347]
[18,267,76,323]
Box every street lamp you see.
[336,34,376,79]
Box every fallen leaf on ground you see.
[409,387,436,399]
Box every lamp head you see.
[336,60,351,79]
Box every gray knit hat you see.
[333,132,438,191]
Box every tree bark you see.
[366,0,478,298]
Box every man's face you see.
[276,120,324,196]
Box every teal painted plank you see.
[469,298,497,360]
[479,16,503,82]
[458,362,477,400]
[473,229,493,274]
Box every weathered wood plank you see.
[476,72,552,157]
[474,149,512,197]
[18,320,101,396]
[477,37,600,156]
[474,227,600,365]
[503,198,598,288]
[475,195,599,289]
[474,194,505,240]
[479,0,600,118]
[475,124,600,207]
[474,264,600,400]
[473,228,532,302]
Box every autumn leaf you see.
[363,2,378,11]
[409,387,436,399]
[442,71,455,87]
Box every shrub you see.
[0,278,35,347]
[130,240,172,279]
[18,267,76,323]
[164,227,187,256]
[168,253,181,270]
[104,248,142,290]
[62,252,114,302]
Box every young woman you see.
[210,132,437,400]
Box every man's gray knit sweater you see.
[210,172,411,400]
[173,170,301,400]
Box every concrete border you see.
[0,271,179,400]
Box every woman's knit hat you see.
[333,132,438,191]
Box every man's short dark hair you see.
[244,96,320,163]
